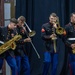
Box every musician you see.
[15,16,31,75]
[64,12,75,75]
[41,13,61,75]
[0,18,18,75]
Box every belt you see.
[68,38,75,40]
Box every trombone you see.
[52,17,65,53]
[24,22,40,59]
[52,27,57,53]
[24,22,36,37]
[55,17,65,35]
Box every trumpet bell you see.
[56,27,64,35]
[29,31,36,37]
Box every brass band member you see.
[0,18,18,75]
[15,16,31,75]
[41,13,62,75]
[64,12,75,75]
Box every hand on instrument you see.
[71,43,75,49]
[50,34,57,39]
[52,22,57,29]
[24,37,31,42]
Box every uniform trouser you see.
[21,54,30,75]
[15,56,21,75]
[0,55,18,75]
[15,54,30,75]
[69,54,75,75]
[42,51,58,75]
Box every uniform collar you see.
[49,22,53,28]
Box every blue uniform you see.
[41,22,61,75]
[0,27,18,75]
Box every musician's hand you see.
[50,34,57,38]
[24,38,31,42]
[54,24,57,29]
[71,44,75,49]
[52,22,57,28]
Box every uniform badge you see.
[41,28,45,32]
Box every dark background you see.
[15,0,75,75]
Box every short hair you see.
[49,13,57,17]
[70,12,75,17]
[10,18,18,24]
[18,16,26,22]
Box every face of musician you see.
[71,14,75,23]
[49,13,58,28]
[17,19,22,27]
[8,18,18,30]
[49,16,57,24]
[18,19,25,27]
[17,16,25,27]
[9,22,17,30]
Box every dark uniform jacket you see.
[41,22,60,53]
[65,22,75,53]
[0,26,16,58]
[15,26,27,57]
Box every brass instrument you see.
[52,27,57,53]
[56,17,65,35]
[72,46,75,53]
[24,22,40,59]
[24,22,36,37]
[72,49,75,53]
[0,35,22,54]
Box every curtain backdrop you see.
[15,0,75,75]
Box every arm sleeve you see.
[41,25,51,41]
[63,26,71,47]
